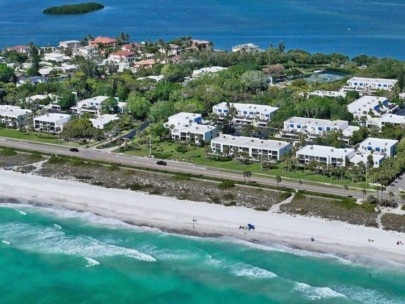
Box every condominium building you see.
[232,43,260,53]
[0,105,31,128]
[296,145,355,167]
[212,102,278,127]
[358,137,398,158]
[71,96,110,115]
[33,114,71,132]
[211,134,291,161]
[170,124,218,144]
[283,117,349,137]
[345,77,397,91]
[347,96,396,118]
[90,114,119,129]
[164,112,202,129]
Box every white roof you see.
[347,96,388,114]
[192,66,227,77]
[309,90,346,98]
[59,40,80,44]
[285,117,348,128]
[297,145,355,158]
[34,113,70,123]
[74,96,109,109]
[175,124,216,134]
[232,43,260,49]
[90,114,119,127]
[350,153,385,167]
[0,105,31,118]
[214,102,278,114]
[342,126,360,137]
[212,134,290,151]
[347,77,397,85]
[380,114,405,125]
[168,112,201,121]
[359,137,398,148]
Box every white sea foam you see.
[231,264,278,279]
[2,240,11,245]
[206,257,277,280]
[53,224,62,230]
[85,257,101,268]
[336,286,404,304]
[15,209,27,215]
[294,282,347,300]
[0,223,156,262]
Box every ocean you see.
[0,0,404,59]
[1,201,405,304]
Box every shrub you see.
[175,145,188,153]
[402,205,405,211]
[1,148,16,156]
[223,193,235,200]
[210,196,221,204]
[30,152,42,161]
[48,155,68,164]
[218,180,235,189]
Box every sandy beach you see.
[1,170,405,265]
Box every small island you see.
[43,2,104,15]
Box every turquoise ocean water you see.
[1,200,405,304]
[0,0,404,59]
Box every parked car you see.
[155,160,167,166]
[69,148,79,152]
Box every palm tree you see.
[243,171,252,183]
[388,191,395,201]
[276,175,282,188]
[298,180,302,190]
[344,184,349,192]
[362,189,367,202]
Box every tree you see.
[27,44,40,76]
[58,91,76,110]
[388,191,395,201]
[276,175,281,188]
[298,180,302,190]
[101,96,119,114]
[0,64,15,83]
[126,92,151,118]
[362,189,367,202]
[344,184,349,192]
[398,70,405,93]
[117,32,130,45]
[243,171,252,183]
[240,70,267,92]
[61,117,103,141]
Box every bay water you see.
[0,0,404,58]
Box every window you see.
[218,109,222,113]
[297,124,301,128]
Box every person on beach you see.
[311,236,315,242]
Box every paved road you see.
[0,137,388,200]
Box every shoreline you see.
[1,170,405,266]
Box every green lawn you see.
[0,128,79,146]
[124,141,369,188]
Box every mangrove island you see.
[43,2,104,15]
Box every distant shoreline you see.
[43,2,104,15]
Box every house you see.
[296,145,355,167]
[379,113,405,127]
[74,46,99,58]
[44,52,71,63]
[0,105,31,128]
[344,77,397,92]
[133,59,156,72]
[308,90,346,98]
[358,137,398,158]
[59,40,81,49]
[192,66,227,78]
[33,113,71,132]
[347,96,396,120]
[89,36,117,47]
[7,45,30,54]
[17,76,47,87]
[282,117,349,137]
[159,44,181,56]
[211,134,291,161]
[121,43,143,52]
[213,102,278,127]
[232,43,260,53]
[25,94,57,104]
[108,51,135,63]
[190,39,213,50]
[164,112,202,129]
[170,124,218,144]
[350,153,386,168]
[90,114,119,129]
[70,96,110,115]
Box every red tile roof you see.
[90,36,117,45]
[112,51,134,57]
